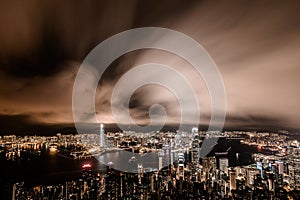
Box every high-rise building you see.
[219,157,229,174]
[162,144,172,166]
[246,166,259,187]
[99,123,105,148]
[138,163,143,184]
[266,171,275,191]
[12,184,16,200]
[159,156,163,170]
[202,157,217,172]
[177,153,185,180]
[192,127,199,134]
[229,170,236,191]
[191,134,200,165]
[275,160,284,175]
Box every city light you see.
[82,163,92,169]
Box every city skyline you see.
[0,0,300,134]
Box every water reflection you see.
[97,150,159,172]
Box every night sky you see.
[0,0,300,134]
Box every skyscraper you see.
[191,133,200,165]
[219,157,229,174]
[229,170,236,191]
[99,123,105,148]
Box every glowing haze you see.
[0,1,300,133]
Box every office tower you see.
[236,176,246,191]
[266,171,275,191]
[159,156,163,170]
[12,184,16,200]
[162,144,171,166]
[177,153,185,179]
[191,134,200,165]
[275,160,284,175]
[229,171,236,191]
[288,149,300,190]
[219,157,229,174]
[246,167,259,187]
[256,161,263,178]
[202,157,217,172]
[138,163,143,184]
[192,127,199,134]
[99,123,105,148]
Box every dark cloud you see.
[0,114,66,135]
[0,35,69,77]
[0,0,139,77]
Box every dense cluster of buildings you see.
[2,125,300,199]
[12,155,300,199]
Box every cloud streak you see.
[0,1,300,133]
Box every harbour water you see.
[0,138,258,197]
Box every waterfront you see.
[0,148,104,198]
[0,138,257,198]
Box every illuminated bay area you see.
[1,129,299,199]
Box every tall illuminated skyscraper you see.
[191,133,200,165]
[219,157,229,174]
[99,123,105,148]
